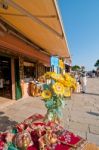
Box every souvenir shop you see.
[0,0,70,100]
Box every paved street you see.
[63,77,99,146]
[0,78,99,145]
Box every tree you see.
[72,65,80,71]
[94,59,99,69]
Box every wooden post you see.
[11,58,15,100]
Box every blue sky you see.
[58,0,99,71]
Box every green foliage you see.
[72,65,80,71]
[94,59,99,69]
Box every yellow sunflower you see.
[51,72,65,82]
[64,73,71,81]
[63,80,72,87]
[71,83,77,91]
[51,72,57,79]
[64,87,71,97]
[52,82,65,95]
[42,90,52,99]
[44,72,52,79]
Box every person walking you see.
[80,72,87,93]
[75,73,81,93]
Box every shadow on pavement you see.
[87,111,99,116]
[0,111,18,132]
[85,92,99,96]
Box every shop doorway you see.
[0,56,12,99]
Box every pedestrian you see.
[75,73,81,93]
[80,72,87,93]
[76,81,81,93]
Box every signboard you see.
[50,56,59,67]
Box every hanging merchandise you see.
[59,59,64,69]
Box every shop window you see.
[24,62,36,82]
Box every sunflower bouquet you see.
[42,72,77,123]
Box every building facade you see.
[0,0,71,100]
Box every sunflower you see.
[52,82,65,95]
[64,73,71,81]
[42,90,52,99]
[64,87,71,97]
[71,83,77,91]
[63,80,72,87]
[44,72,52,79]
[51,72,57,80]
[51,72,65,82]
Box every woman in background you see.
[80,72,87,93]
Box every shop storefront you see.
[19,59,47,98]
[0,0,71,100]
[0,48,49,100]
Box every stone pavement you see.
[63,77,99,146]
[0,78,99,146]
[0,96,46,132]
[0,97,16,109]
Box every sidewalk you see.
[63,78,99,145]
[0,78,99,145]
[0,96,46,132]
[0,97,16,109]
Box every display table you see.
[0,114,98,150]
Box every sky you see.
[58,0,99,71]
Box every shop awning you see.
[0,0,71,59]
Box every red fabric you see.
[0,133,7,142]
[24,114,44,124]
[16,123,27,132]
[33,122,45,126]
[27,145,37,150]
[58,130,81,146]
[46,130,83,150]
[0,141,5,150]
[16,114,84,150]
[31,131,39,149]
[15,114,44,132]
[0,133,7,150]
[0,114,85,150]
